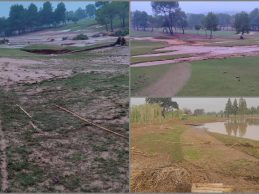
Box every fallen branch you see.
[54,105,127,139]
[16,104,42,133]
[16,104,32,119]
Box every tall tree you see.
[151,2,179,35]
[175,9,187,34]
[85,4,96,18]
[238,98,247,116]
[25,3,39,30]
[225,98,232,117]
[39,2,54,26]
[234,12,250,39]
[232,98,239,116]
[54,2,66,25]
[204,12,218,39]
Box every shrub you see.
[72,34,88,40]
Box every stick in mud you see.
[16,104,42,132]
[54,104,127,139]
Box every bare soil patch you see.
[135,63,191,97]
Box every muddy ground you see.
[0,31,129,192]
[2,25,116,49]
[131,36,259,67]
[131,120,259,192]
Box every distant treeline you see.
[0,1,129,37]
[224,98,259,117]
[131,2,259,38]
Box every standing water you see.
[198,118,259,141]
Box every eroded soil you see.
[131,121,259,192]
[132,37,259,67]
[0,37,129,192]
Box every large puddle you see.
[198,118,259,141]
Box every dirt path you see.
[136,63,191,97]
[181,128,259,191]
[0,118,8,192]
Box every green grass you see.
[178,56,259,96]
[130,30,161,37]
[131,40,168,56]
[209,132,259,158]
[185,29,236,37]
[136,125,186,162]
[130,63,173,95]
[58,18,97,31]
[184,147,201,161]
[131,54,191,64]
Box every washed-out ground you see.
[130,30,259,96]
[0,27,129,192]
[131,117,259,192]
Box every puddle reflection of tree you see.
[225,118,248,137]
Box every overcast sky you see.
[0,1,94,17]
[131,98,259,112]
[131,1,259,15]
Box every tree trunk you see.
[210,30,213,39]
[110,18,113,32]
[182,26,184,34]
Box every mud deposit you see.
[0,44,129,192]
[131,121,259,192]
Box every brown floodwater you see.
[198,118,259,141]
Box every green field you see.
[131,56,259,96]
[178,56,259,96]
[131,40,168,56]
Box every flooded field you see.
[198,118,259,141]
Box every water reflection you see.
[200,117,259,141]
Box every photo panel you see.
[0,1,129,192]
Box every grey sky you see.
[131,98,259,112]
[0,1,94,17]
[131,1,259,15]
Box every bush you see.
[62,37,68,41]
[114,28,129,36]
[72,34,88,40]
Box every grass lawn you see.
[135,125,186,162]
[130,63,173,95]
[131,54,191,64]
[131,40,168,56]
[178,56,259,96]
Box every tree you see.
[74,8,86,20]
[25,3,38,30]
[217,13,231,30]
[232,98,239,116]
[96,8,109,31]
[151,2,179,35]
[54,2,66,25]
[195,24,201,34]
[0,17,8,36]
[146,98,178,117]
[187,13,205,29]
[175,9,187,34]
[39,2,54,26]
[115,2,129,28]
[249,8,259,31]
[86,4,96,18]
[225,98,232,117]
[238,98,247,115]
[204,12,218,39]
[193,109,205,116]
[234,12,250,39]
